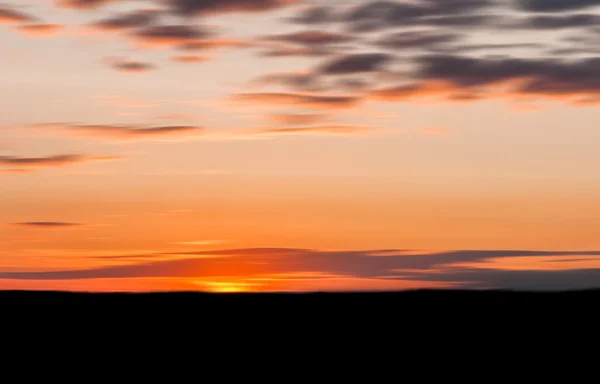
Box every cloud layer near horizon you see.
[2,247,600,291]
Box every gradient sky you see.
[2,0,600,293]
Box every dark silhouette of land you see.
[3,289,600,318]
[3,289,598,342]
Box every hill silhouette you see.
[3,289,598,344]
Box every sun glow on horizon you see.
[201,281,258,293]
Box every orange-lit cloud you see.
[450,255,600,272]
[60,124,205,140]
[250,125,371,136]
[14,24,64,37]
[0,154,121,170]
[178,38,249,51]
[230,92,361,109]
[3,248,600,291]
[172,55,208,63]
[56,0,118,9]
[267,113,329,125]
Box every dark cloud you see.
[515,0,600,12]
[91,10,162,31]
[366,54,600,104]
[454,43,545,52]
[516,14,600,29]
[374,31,462,50]
[0,6,37,23]
[2,247,600,291]
[108,58,155,73]
[10,222,82,228]
[130,24,210,48]
[317,53,393,75]
[287,5,336,24]
[415,55,600,99]
[264,30,355,47]
[0,154,120,169]
[419,14,502,27]
[342,1,429,32]
[406,268,600,291]
[340,0,498,32]
[251,72,323,92]
[255,30,354,58]
[230,92,362,109]
[162,0,298,17]
[335,77,372,91]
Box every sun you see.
[203,281,251,293]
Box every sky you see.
[2,0,600,293]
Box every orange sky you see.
[2,0,600,292]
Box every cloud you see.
[130,24,210,49]
[2,247,600,291]
[288,5,336,24]
[515,0,600,12]
[339,0,497,32]
[177,38,248,51]
[0,154,120,170]
[365,54,600,105]
[61,124,205,140]
[162,0,299,17]
[266,113,329,125]
[107,58,156,73]
[172,55,208,63]
[56,0,118,9]
[374,30,461,50]
[230,92,362,109]
[515,14,600,30]
[251,71,323,92]
[10,222,83,228]
[257,45,336,58]
[317,53,393,75]
[13,24,64,37]
[0,6,37,23]
[250,125,372,136]
[263,30,355,47]
[90,9,162,31]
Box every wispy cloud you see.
[105,57,155,73]
[0,6,37,23]
[13,24,64,37]
[0,154,121,171]
[229,92,362,109]
[250,125,372,136]
[266,113,329,125]
[43,123,205,141]
[10,222,83,228]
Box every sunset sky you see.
[2,0,600,292]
